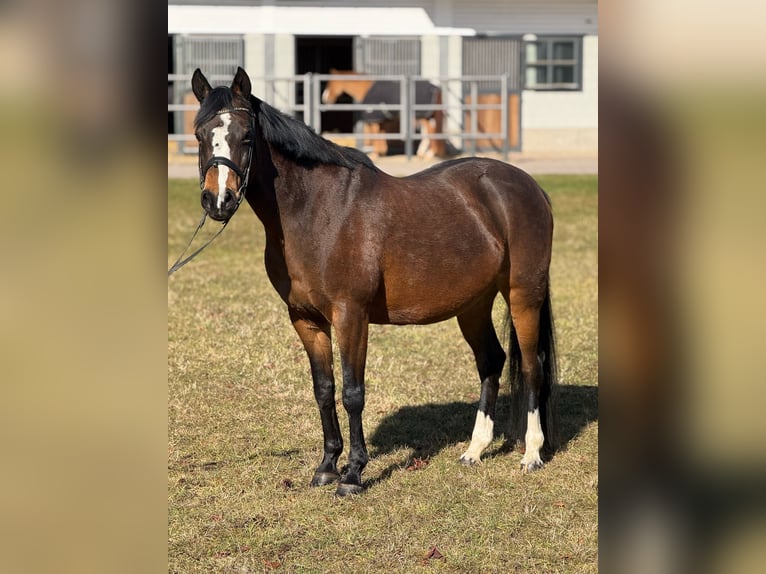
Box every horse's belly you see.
[374,257,501,325]
[378,295,485,325]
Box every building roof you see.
[168,1,598,36]
[168,5,476,36]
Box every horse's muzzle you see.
[201,188,239,221]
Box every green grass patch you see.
[168,173,597,573]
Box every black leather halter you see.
[168,106,256,276]
[198,106,256,201]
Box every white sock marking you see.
[461,411,494,463]
[521,408,545,469]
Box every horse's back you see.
[401,157,551,226]
[365,157,552,324]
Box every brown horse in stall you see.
[321,69,446,158]
[187,67,557,496]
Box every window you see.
[524,37,582,91]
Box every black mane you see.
[193,87,235,130]
[193,86,374,171]
[255,96,374,170]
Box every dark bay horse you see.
[321,69,446,159]
[190,67,557,496]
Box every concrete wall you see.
[245,33,295,109]
[421,34,463,148]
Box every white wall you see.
[451,0,598,35]
[521,34,598,153]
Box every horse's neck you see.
[245,144,283,240]
[343,79,374,102]
[247,145,311,242]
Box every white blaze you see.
[210,113,232,209]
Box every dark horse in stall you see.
[189,67,557,496]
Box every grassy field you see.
[168,172,598,573]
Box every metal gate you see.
[354,37,420,74]
[174,34,244,77]
[462,37,522,90]
[461,36,523,152]
[171,35,244,136]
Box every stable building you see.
[168,0,597,156]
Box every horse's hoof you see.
[335,482,364,497]
[520,459,544,473]
[459,454,479,466]
[310,471,340,487]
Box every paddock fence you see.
[168,74,521,160]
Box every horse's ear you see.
[231,66,252,99]
[191,69,212,102]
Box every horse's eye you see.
[194,133,201,142]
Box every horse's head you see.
[321,69,356,104]
[191,67,256,222]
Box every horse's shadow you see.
[364,384,598,487]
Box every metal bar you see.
[404,76,413,160]
[168,104,200,112]
[323,132,425,141]
[320,133,506,141]
[170,131,509,143]
[470,81,478,156]
[501,74,509,162]
[316,104,404,112]
[516,89,523,153]
[312,73,321,134]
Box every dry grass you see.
[168,173,597,573]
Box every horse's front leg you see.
[290,310,343,487]
[332,304,370,496]
[416,118,432,159]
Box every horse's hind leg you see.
[290,310,343,487]
[458,293,506,465]
[509,292,547,472]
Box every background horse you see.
[321,69,446,159]
[190,67,557,496]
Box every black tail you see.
[507,283,559,453]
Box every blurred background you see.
[167,0,598,168]
[0,1,166,573]
[1,0,765,572]
[599,1,766,573]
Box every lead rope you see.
[167,212,230,276]
[167,152,251,277]
[168,106,255,277]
